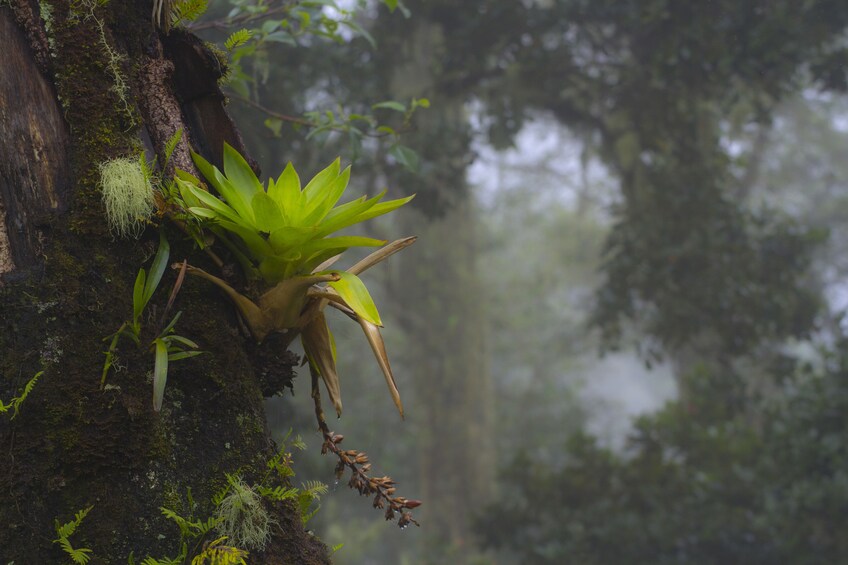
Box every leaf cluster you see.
[101,232,202,410]
[175,143,413,418]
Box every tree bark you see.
[0,1,329,562]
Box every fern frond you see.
[170,0,208,26]
[257,485,297,501]
[1,371,42,419]
[191,537,248,565]
[224,29,252,51]
[160,507,191,537]
[302,480,328,496]
[163,128,184,167]
[54,506,94,564]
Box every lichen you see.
[98,157,155,238]
[215,477,273,551]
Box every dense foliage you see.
[477,338,848,564]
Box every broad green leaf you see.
[251,191,284,233]
[223,142,264,199]
[153,339,169,411]
[303,159,341,202]
[268,162,303,221]
[324,270,382,326]
[215,219,275,259]
[268,226,318,254]
[389,144,420,172]
[175,178,202,208]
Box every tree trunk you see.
[0,1,329,562]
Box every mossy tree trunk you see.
[0,1,329,562]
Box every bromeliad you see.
[174,144,414,417]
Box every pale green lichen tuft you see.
[215,477,273,551]
[98,157,155,238]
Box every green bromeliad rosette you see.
[172,143,414,418]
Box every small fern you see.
[224,29,252,51]
[54,506,94,564]
[191,537,248,565]
[0,371,41,420]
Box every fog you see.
[204,0,848,562]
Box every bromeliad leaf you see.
[323,270,382,326]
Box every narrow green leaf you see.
[143,232,170,306]
[133,268,146,324]
[168,350,204,361]
[324,270,382,326]
[319,194,414,237]
[191,150,255,224]
[160,311,183,336]
[153,339,169,411]
[372,101,406,112]
[187,185,250,228]
[301,166,351,225]
[165,334,200,349]
[315,192,384,237]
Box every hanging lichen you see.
[98,156,155,238]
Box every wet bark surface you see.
[0,2,330,562]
